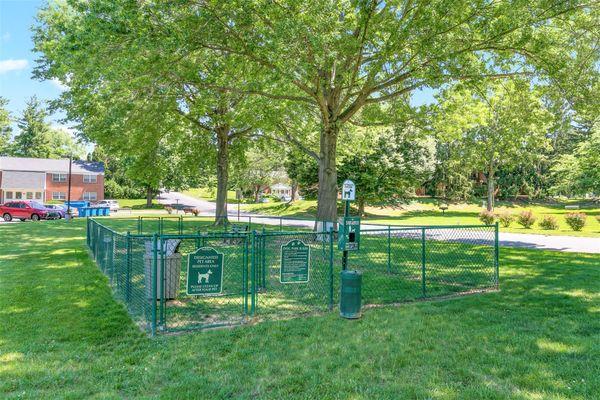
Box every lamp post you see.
[66,155,72,220]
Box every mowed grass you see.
[1,220,599,399]
[242,198,600,237]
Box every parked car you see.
[44,204,67,219]
[0,201,60,221]
[96,199,120,212]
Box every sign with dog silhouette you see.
[341,180,356,201]
[186,247,224,295]
[280,240,310,283]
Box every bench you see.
[439,204,449,214]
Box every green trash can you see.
[340,270,362,319]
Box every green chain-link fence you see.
[87,218,499,334]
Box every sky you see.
[0,0,70,131]
[0,0,435,137]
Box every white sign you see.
[341,180,356,201]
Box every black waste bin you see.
[340,270,362,319]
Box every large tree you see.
[160,0,598,221]
[34,1,259,224]
[13,96,52,158]
[338,125,435,215]
[0,97,12,156]
[435,80,552,211]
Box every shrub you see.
[516,210,536,228]
[538,215,559,230]
[565,212,587,231]
[497,212,514,228]
[478,210,496,225]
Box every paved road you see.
[158,191,600,254]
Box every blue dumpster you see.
[65,201,90,217]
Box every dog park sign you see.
[186,247,224,295]
[280,240,310,283]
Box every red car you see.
[0,201,58,222]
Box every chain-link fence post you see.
[421,227,426,298]
[137,216,142,235]
[159,236,166,328]
[387,225,391,273]
[261,227,266,290]
[126,231,132,302]
[151,234,158,336]
[86,217,90,247]
[179,215,183,235]
[250,231,257,316]
[243,235,249,316]
[279,217,283,231]
[494,222,500,287]
[328,227,334,310]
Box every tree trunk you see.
[146,186,153,208]
[214,128,229,226]
[254,185,260,203]
[289,181,298,203]
[358,198,365,217]
[486,166,495,212]
[316,122,339,224]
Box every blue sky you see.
[0,0,69,130]
[0,0,434,135]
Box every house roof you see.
[0,157,104,175]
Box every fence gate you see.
[150,233,249,333]
[252,231,335,320]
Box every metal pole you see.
[261,227,266,289]
[238,198,240,221]
[387,225,391,273]
[250,231,257,316]
[66,155,72,218]
[159,237,165,327]
[421,227,426,298]
[151,234,158,336]
[341,200,350,271]
[243,234,248,315]
[328,227,334,310]
[126,232,131,302]
[494,222,499,287]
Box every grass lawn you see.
[182,188,240,203]
[1,219,599,399]
[242,198,600,237]
[114,198,164,210]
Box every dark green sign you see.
[186,247,224,295]
[280,240,310,283]
[338,216,361,251]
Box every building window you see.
[15,192,22,199]
[52,173,67,183]
[35,192,42,200]
[5,191,13,200]
[52,192,66,200]
[83,174,97,184]
[83,192,97,201]
[26,192,33,199]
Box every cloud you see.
[50,78,68,91]
[1,32,10,42]
[0,59,28,74]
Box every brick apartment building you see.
[0,156,104,204]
